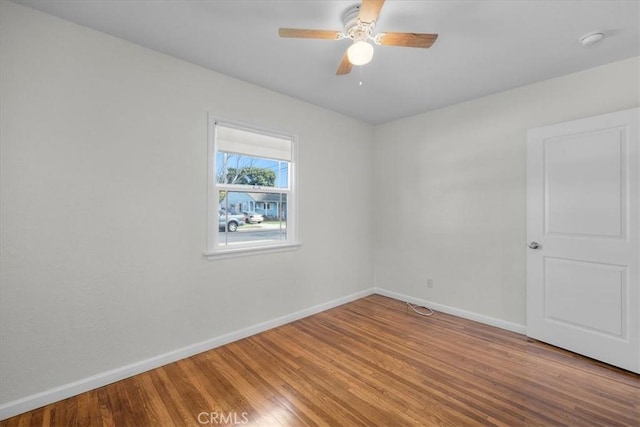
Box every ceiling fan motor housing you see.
[342,5,374,41]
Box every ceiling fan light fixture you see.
[347,41,374,65]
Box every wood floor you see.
[2,295,639,426]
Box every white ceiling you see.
[13,0,640,124]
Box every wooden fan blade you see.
[336,51,353,75]
[358,0,385,24]
[278,28,341,40]
[377,32,438,48]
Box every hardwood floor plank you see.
[276,336,466,426]
[2,295,638,426]
[133,373,174,425]
[236,337,347,426]
[153,366,202,424]
[80,390,100,427]
[95,388,115,427]
[245,338,399,426]
[281,321,473,425]
[47,401,66,427]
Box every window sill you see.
[203,243,301,260]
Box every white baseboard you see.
[0,288,375,421]
[374,288,527,335]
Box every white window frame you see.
[204,115,299,259]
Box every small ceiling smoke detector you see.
[580,32,604,47]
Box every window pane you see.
[218,191,287,246]
[216,151,288,189]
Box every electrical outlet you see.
[427,278,434,288]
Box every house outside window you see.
[205,116,298,258]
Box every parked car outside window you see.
[243,211,264,224]
[219,211,245,232]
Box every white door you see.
[527,107,639,373]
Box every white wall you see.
[0,2,374,408]
[373,56,640,327]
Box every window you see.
[205,116,298,258]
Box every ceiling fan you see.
[278,0,438,75]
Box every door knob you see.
[528,241,541,249]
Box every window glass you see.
[218,191,287,247]
[216,152,289,189]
